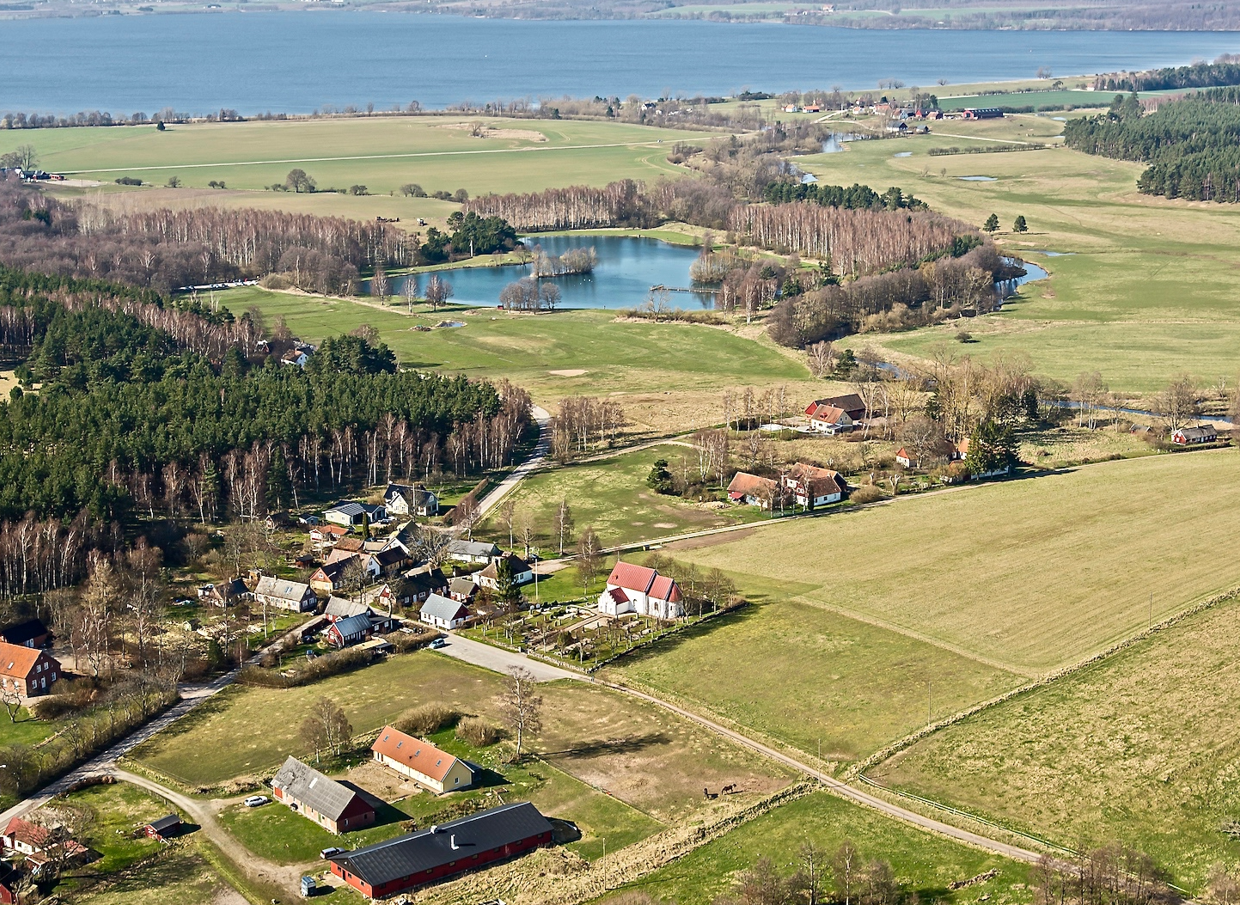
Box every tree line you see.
[1092,55,1240,93]
[0,178,414,293]
[1064,89,1240,202]
[762,181,927,212]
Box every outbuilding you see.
[143,814,182,841]
[271,756,376,835]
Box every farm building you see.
[325,613,375,648]
[419,594,471,631]
[475,554,534,590]
[143,815,182,841]
[598,561,684,620]
[328,802,552,899]
[253,577,317,613]
[962,107,1004,119]
[0,643,61,696]
[372,726,475,793]
[1172,425,1218,444]
[325,501,387,528]
[271,756,376,835]
[0,618,50,649]
[384,483,439,517]
[781,463,845,508]
[447,539,501,564]
[727,472,777,508]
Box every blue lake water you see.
[382,235,714,310]
[0,15,1237,115]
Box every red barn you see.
[329,802,552,898]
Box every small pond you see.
[821,132,866,153]
[893,151,913,158]
[1029,249,1075,257]
[958,175,998,182]
[378,235,714,310]
[996,259,1048,299]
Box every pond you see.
[996,259,1048,300]
[380,235,714,310]
[821,132,867,153]
[958,175,998,182]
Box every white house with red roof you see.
[598,562,684,620]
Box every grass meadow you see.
[600,791,1034,905]
[225,287,817,417]
[655,449,1240,675]
[797,113,1240,392]
[6,116,709,197]
[129,651,792,830]
[871,594,1240,892]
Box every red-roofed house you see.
[727,472,777,509]
[371,726,475,794]
[598,562,684,620]
[804,402,854,434]
[895,447,918,468]
[0,642,61,697]
[781,463,845,508]
[1,816,87,864]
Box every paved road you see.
[431,633,577,683]
[471,404,551,524]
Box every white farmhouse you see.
[597,562,684,620]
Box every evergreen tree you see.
[983,213,1000,233]
[1013,215,1028,234]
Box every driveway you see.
[431,633,578,683]
[471,405,551,523]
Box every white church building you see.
[597,561,685,620]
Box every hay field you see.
[659,449,1240,674]
[872,594,1240,891]
[4,116,709,197]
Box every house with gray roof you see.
[325,613,375,648]
[384,483,439,518]
[446,539,501,564]
[324,501,387,528]
[419,593,471,630]
[271,756,376,835]
[253,576,317,613]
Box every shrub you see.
[850,484,885,504]
[456,716,502,747]
[114,176,143,186]
[395,702,459,736]
[431,189,453,201]
[452,188,469,203]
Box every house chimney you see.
[450,834,459,850]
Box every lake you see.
[1,15,1238,116]
[382,235,713,310]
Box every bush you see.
[114,176,143,186]
[850,484,885,504]
[236,646,371,689]
[259,273,292,290]
[452,188,469,203]
[384,628,438,652]
[431,189,453,201]
[395,702,459,736]
[456,716,502,747]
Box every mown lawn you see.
[0,708,61,747]
[600,791,1034,905]
[872,594,1240,893]
[476,443,768,553]
[64,782,172,875]
[660,449,1240,674]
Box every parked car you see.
[244,795,269,807]
[320,846,346,859]
[430,637,448,649]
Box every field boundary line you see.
[850,582,1240,781]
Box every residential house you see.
[597,562,684,620]
[895,447,918,469]
[197,578,249,608]
[328,802,552,899]
[271,756,376,835]
[0,863,19,904]
[330,537,367,556]
[371,726,475,793]
[143,815,182,841]
[419,594,471,630]
[384,483,440,518]
[404,569,449,605]
[264,511,292,532]
[0,816,87,864]
[781,463,845,508]
[325,613,375,648]
[0,643,61,696]
[310,556,374,595]
[474,554,533,590]
[0,618,49,650]
[448,577,478,603]
[727,472,777,509]
[281,349,309,368]
[253,577,317,613]
[324,597,376,623]
[324,502,387,529]
[310,524,350,550]
[951,438,1012,479]
[811,393,867,421]
[370,547,407,578]
[446,539,501,564]
[804,402,855,434]
[1173,425,1218,444]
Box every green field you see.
[477,443,767,552]
[657,449,1240,674]
[602,791,1033,905]
[3,116,711,197]
[872,594,1240,892]
[797,113,1240,393]
[71,849,227,905]
[611,589,1023,765]
[224,287,812,408]
[0,708,61,746]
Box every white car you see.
[244,795,269,807]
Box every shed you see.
[143,814,182,841]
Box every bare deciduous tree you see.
[554,500,574,556]
[497,666,542,761]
